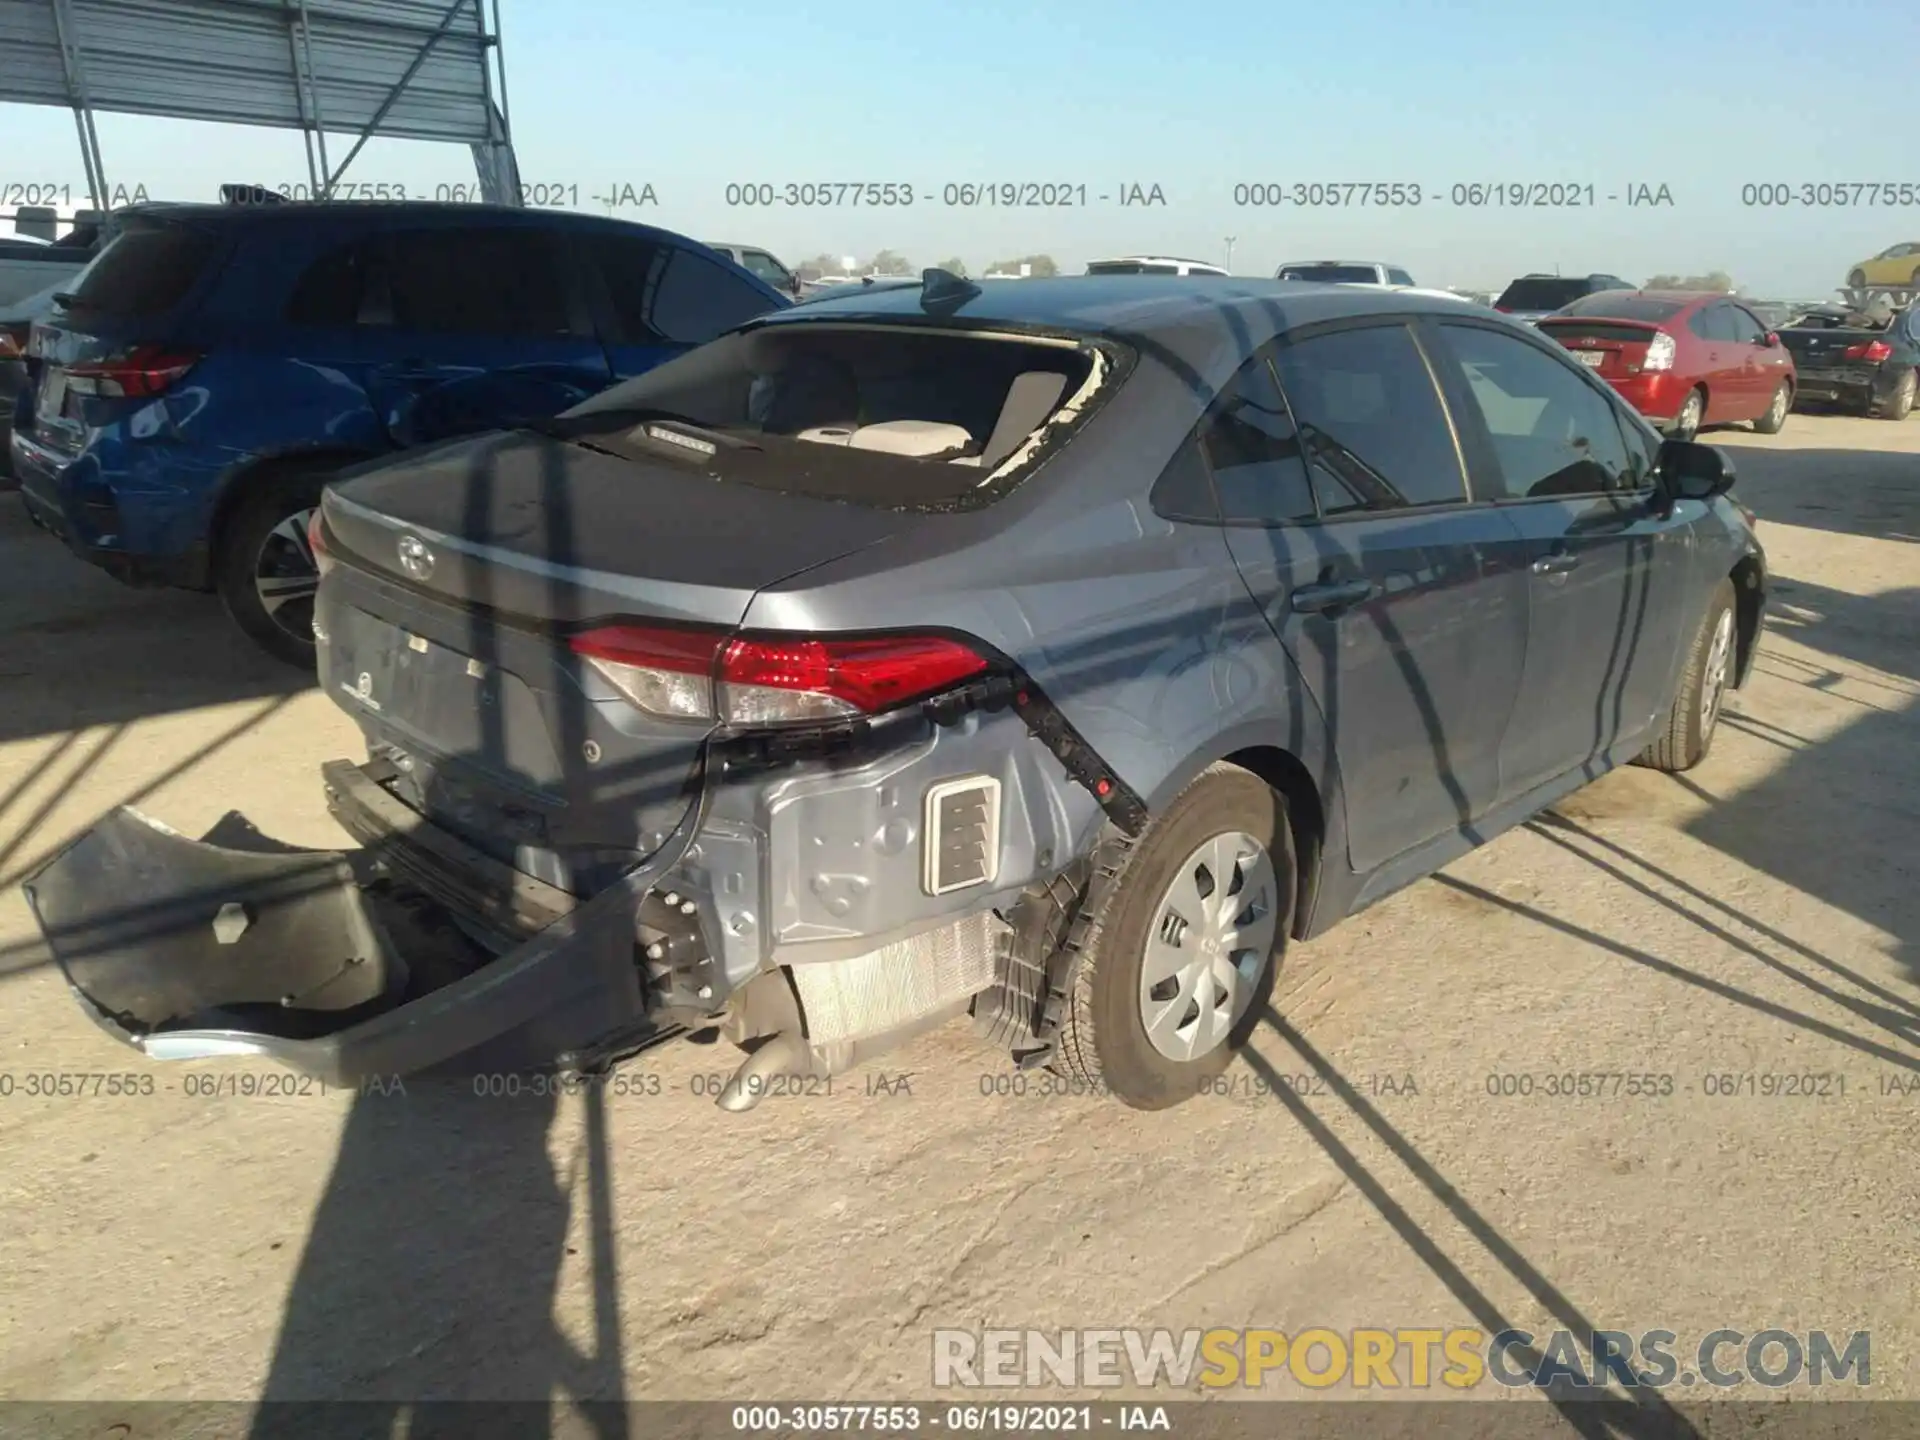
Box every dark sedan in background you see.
[1779,302,1919,420]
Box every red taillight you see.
[1843,340,1892,362]
[307,508,333,577]
[64,345,201,399]
[568,624,990,727]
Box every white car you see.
[1275,259,1416,287]
[704,242,803,299]
[1086,256,1229,277]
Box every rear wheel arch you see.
[1214,747,1326,941]
[207,448,378,564]
[1729,555,1765,684]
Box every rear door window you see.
[1269,323,1468,512]
[385,227,572,337]
[1195,351,1315,522]
[284,241,373,327]
[63,223,221,317]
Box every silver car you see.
[25,275,1768,1113]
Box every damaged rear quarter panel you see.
[736,347,1345,940]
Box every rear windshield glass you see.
[1554,293,1684,322]
[1278,264,1379,284]
[63,223,220,316]
[557,322,1107,510]
[1495,278,1593,311]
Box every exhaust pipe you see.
[713,1032,815,1113]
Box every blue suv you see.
[10,202,789,663]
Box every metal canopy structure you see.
[0,0,520,207]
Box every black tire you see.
[1671,387,1706,440]
[215,469,328,668]
[1051,763,1295,1110]
[1751,381,1790,434]
[1874,369,1916,421]
[1637,579,1737,773]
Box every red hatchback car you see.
[1537,291,1796,439]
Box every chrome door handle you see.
[1532,552,1580,575]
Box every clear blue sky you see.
[3,0,1916,295]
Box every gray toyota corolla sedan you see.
[25,272,1767,1112]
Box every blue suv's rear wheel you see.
[216,470,326,668]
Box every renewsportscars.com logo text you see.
[932,1328,1871,1391]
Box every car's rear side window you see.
[386,227,570,336]
[1196,352,1315,523]
[284,242,370,327]
[1270,324,1468,512]
[64,224,220,317]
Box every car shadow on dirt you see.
[1248,1010,1704,1437]
[242,1082,630,1437]
[0,503,315,747]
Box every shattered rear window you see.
[555,321,1120,511]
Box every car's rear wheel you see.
[216,470,328,669]
[1874,368,1916,421]
[1752,381,1790,434]
[1672,387,1706,440]
[1050,763,1293,1110]
[1637,579,1737,773]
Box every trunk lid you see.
[315,427,920,893]
[1537,318,1661,378]
[1778,323,1883,377]
[322,426,917,623]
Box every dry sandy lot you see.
[0,413,1915,1425]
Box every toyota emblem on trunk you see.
[397,534,434,580]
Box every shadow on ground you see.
[0,504,314,746]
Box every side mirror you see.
[1658,439,1735,501]
[1762,331,1780,347]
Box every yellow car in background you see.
[1847,242,1920,289]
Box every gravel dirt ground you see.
[0,413,1914,1418]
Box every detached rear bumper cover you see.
[21,762,688,1086]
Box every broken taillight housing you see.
[63,346,201,398]
[307,508,333,577]
[1843,339,1892,363]
[568,624,991,727]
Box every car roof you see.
[1278,259,1391,267]
[706,241,778,253]
[755,274,1492,352]
[1090,256,1220,266]
[115,200,694,246]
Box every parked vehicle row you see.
[10,201,791,662]
[24,274,1768,1115]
